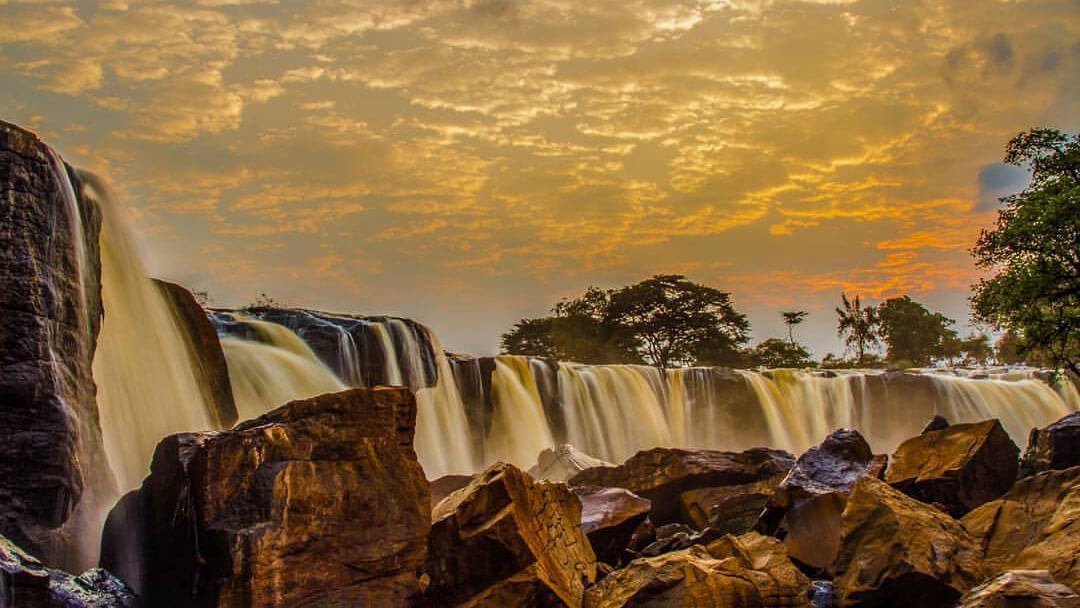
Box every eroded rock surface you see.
[1021,413,1080,477]
[427,463,597,607]
[833,476,983,608]
[530,444,612,482]
[886,418,1019,517]
[1,533,132,608]
[956,570,1079,608]
[680,475,785,533]
[575,487,651,566]
[100,387,429,607]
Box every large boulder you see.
[832,476,984,607]
[575,487,651,566]
[583,533,809,608]
[99,387,429,607]
[1,532,133,607]
[963,466,1080,592]
[756,429,876,571]
[955,570,1079,608]
[569,447,794,525]
[0,120,110,568]
[427,463,597,607]
[530,444,612,482]
[680,475,785,533]
[886,418,1019,516]
[153,280,237,429]
[430,474,475,509]
[1021,413,1080,477]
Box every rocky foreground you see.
[5,384,1079,607]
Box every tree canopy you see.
[835,293,879,364]
[876,296,958,367]
[971,128,1079,375]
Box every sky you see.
[1,0,1077,358]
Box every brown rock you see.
[756,429,876,571]
[887,419,1020,516]
[530,444,612,482]
[576,487,651,566]
[963,467,1080,592]
[679,474,784,532]
[833,476,984,607]
[1021,413,1080,477]
[956,570,1079,608]
[430,474,475,509]
[569,447,794,525]
[427,463,597,607]
[153,280,237,429]
[99,387,429,607]
[0,120,111,568]
[584,533,809,608]
[1,532,133,607]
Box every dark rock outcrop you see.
[963,466,1080,592]
[832,476,984,608]
[756,429,876,570]
[426,463,597,607]
[575,487,651,566]
[1021,413,1080,477]
[153,280,237,429]
[955,570,1079,608]
[1,532,133,607]
[569,447,794,525]
[886,419,1019,516]
[0,120,110,567]
[100,387,429,607]
[922,414,950,434]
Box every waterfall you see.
[89,184,220,493]
[483,356,555,469]
[413,330,479,478]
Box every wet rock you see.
[530,444,612,482]
[0,120,110,567]
[886,419,1019,516]
[426,462,597,607]
[430,474,475,509]
[963,466,1080,592]
[640,523,697,558]
[756,429,876,570]
[100,387,429,607]
[832,476,983,608]
[153,280,237,429]
[570,447,794,525]
[955,570,1079,608]
[679,475,784,532]
[922,414,950,433]
[1,533,133,607]
[575,487,651,566]
[1021,413,1080,477]
[584,533,809,608]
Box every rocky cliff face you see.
[0,120,110,568]
[100,387,430,607]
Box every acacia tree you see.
[836,293,878,364]
[781,310,808,346]
[971,128,1079,375]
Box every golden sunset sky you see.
[2,0,1077,356]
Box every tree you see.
[836,293,879,364]
[244,292,279,309]
[958,334,993,366]
[501,287,639,363]
[876,296,958,367]
[604,275,750,368]
[781,310,808,346]
[752,338,813,368]
[971,128,1079,375]
[501,318,559,359]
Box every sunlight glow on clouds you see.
[1,0,1077,355]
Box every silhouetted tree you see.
[876,296,958,367]
[781,310,808,346]
[752,338,813,368]
[836,293,878,364]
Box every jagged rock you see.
[100,387,429,607]
[569,447,794,525]
[679,474,785,532]
[153,280,237,429]
[886,418,1019,516]
[955,570,1079,608]
[923,414,950,434]
[640,523,698,558]
[1021,413,1080,477]
[0,120,110,567]
[530,444,612,482]
[576,487,651,566]
[584,533,809,608]
[430,474,475,509]
[756,429,876,571]
[963,467,1080,592]
[426,462,597,607]
[1,533,132,607]
[832,476,984,607]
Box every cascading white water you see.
[736,369,859,454]
[219,316,346,421]
[89,186,220,493]
[413,330,479,478]
[371,322,404,385]
[483,356,556,469]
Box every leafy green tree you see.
[958,333,994,366]
[876,296,958,367]
[995,330,1024,365]
[781,310,808,346]
[604,275,750,368]
[836,293,879,364]
[501,317,560,358]
[752,338,813,368]
[971,128,1079,375]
